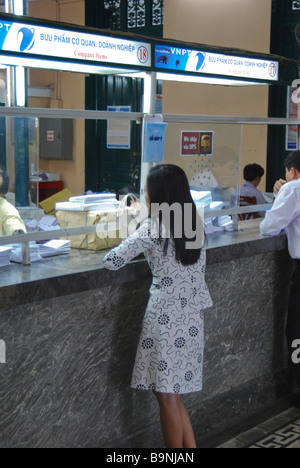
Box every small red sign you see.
[47,130,55,142]
[181,131,200,156]
[181,131,214,156]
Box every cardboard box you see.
[56,209,121,250]
[39,188,74,216]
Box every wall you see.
[163,0,272,191]
[25,0,272,195]
[164,123,241,205]
[28,0,86,195]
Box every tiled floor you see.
[218,408,300,448]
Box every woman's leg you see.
[153,391,197,448]
[178,398,197,448]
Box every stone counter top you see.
[0,219,287,308]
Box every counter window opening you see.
[0,107,292,266]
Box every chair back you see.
[239,196,258,221]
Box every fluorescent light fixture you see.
[157,72,265,87]
[118,71,265,86]
[118,72,148,79]
[0,54,139,76]
[15,65,25,106]
[143,73,153,113]
[28,86,52,98]
[15,65,25,107]
[13,0,24,16]
[6,66,11,106]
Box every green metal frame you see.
[267,0,300,190]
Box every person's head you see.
[243,164,265,187]
[0,165,8,196]
[284,151,300,182]
[117,186,139,206]
[146,164,203,266]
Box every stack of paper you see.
[56,198,120,212]
[39,240,70,258]
[38,215,60,231]
[216,215,234,230]
[55,201,119,211]
[0,246,12,268]
[204,220,224,235]
[190,190,213,208]
[10,242,42,264]
[69,194,116,203]
[205,201,225,213]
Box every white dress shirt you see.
[260,179,300,259]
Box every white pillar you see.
[140,72,157,204]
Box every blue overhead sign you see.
[0,14,289,84]
[0,18,151,69]
[155,44,279,82]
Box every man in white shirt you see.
[260,151,300,391]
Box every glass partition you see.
[0,109,277,267]
[164,123,241,211]
[1,116,40,236]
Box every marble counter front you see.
[0,220,295,447]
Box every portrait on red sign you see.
[200,132,213,155]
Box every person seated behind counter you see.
[0,167,26,236]
[240,163,266,217]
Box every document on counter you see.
[39,240,70,258]
[10,242,42,264]
[0,246,12,268]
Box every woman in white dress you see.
[103,164,212,448]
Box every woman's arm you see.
[103,220,157,271]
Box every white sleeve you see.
[103,220,158,271]
[260,184,300,236]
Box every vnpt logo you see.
[17,27,35,52]
[196,52,206,71]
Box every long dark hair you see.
[146,164,203,266]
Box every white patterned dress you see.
[103,220,212,394]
